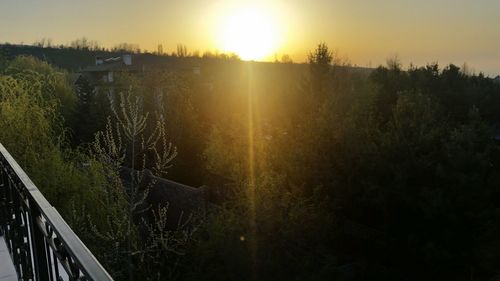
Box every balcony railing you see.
[0,143,113,281]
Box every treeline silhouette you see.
[0,40,245,70]
[0,38,300,70]
[25,37,237,58]
[1,43,500,281]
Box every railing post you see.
[30,204,50,281]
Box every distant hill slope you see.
[0,44,139,70]
[0,44,373,75]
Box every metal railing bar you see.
[0,143,114,281]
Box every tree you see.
[176,44,188,57]
[0,50,8,73]
[112,43,141,53]
[280,54,293,64]
[70,37,100,50]
[308,42,332,76]
[0,60,109,223]
[90,89,200,281]
[386,54,402,71]
[306,42,334,98]
[5,56,78,130]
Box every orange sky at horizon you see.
[1,0,499,75]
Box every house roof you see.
[79,53,202,74]
[80,61,137,72]
[119,168,207,228]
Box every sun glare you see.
[217,7,280,61]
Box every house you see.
[75,54,137,88]
[77,53,203,83]
[86,54,134,83]
[75,53,204,96]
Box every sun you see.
[217,7,280,61]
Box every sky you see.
[1,0,499,75]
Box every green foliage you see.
[185,174,336,281]
[0,57,106,215]
[3,47,500,281]
[73,74,112,143]
[0,50,8,73]
[5,56,77,129]
[204,124,249,183]
[141,71,204,185]
[198,47,500,280]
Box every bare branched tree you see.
[91,88,184,281]
[176,44,188,58]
